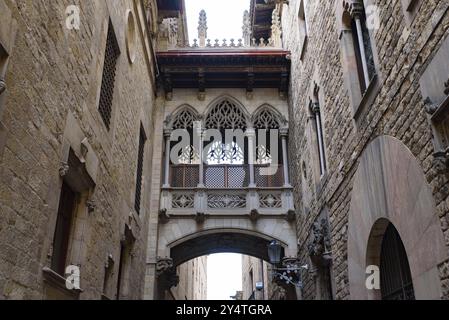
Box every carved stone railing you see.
[159,7,284,50]
[161,164,293,216]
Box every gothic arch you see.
[165,104,199,129]
[348,135,447,300]
[252,104,287,129]
[204,95,250,129]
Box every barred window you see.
[134,125,147,214]
[99,19,120,130]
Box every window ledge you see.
[42,267,83,298]
[353,74,380,121]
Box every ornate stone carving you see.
[242,10,251,47]
[196,212,206,224]
[0,78,6,95]
[343,0,364,19]
[59,162,69,177]
[86,199,96,213]
[198,10,208,47]
[445,78,449,95]
[271,6,282,48]
[249,209,260,222]
[158,208,170,224]
[156,257,174,276]
[156,257,179,290]
[308,218,332,267]
[433,150,449,174]
[424,97,439,115]
[285,209,296,222]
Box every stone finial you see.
[198,10,208,47]
[242,10,251,47]
[271,5,282,48]
[0,78,6,95]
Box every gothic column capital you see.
[163,128,172,138]
[280,127,289,137]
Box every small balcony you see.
[161,164,294,215]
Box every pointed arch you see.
[252,104,287,129]
[166,104,199,130]
[204,95,250,130]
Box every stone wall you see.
[282,0,449,299]
[0,0,157,299]
[170,256,208,300]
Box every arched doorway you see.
[348,135,447,299]
[379,223,415,300]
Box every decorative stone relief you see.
[445,78,449,95]
[158,208,170,224]
[59,162,69,177]
[86,199,96,213]
[308,217,332,267]
[433,150,449,174]
[242,10,251,47]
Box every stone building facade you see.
[169,256,207,300]
[0,0,162,299]
[281,0,449,299]
[1,0,449,301]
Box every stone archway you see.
[348,135,447,300]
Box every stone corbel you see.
[249,209,260,222]
[86,199,96,214]
[424,97,439,115]
[433,149,449,174]
[308,218,333,267]
[195,212,206,224]
[158,208,170,224]
[285,209,296,223]
[59,162,70,177]
[156,257,179,290]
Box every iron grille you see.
[98,19,120,130]
[134,126,146,214]
[255,164,284,188]
[170,165,200,188]
[204,165,249,189]
[380,224,415,300]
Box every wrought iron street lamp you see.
[268,240,308,288]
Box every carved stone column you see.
[163,128,172,188]
[280,128,291,187]
[347,0,371,88]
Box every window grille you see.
[134,126,147,214]
[98,19,120,130]
[380,224,415,300]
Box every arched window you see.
[380,224,415,300]
[342,0,376,94]
[170,107,200,165]
[205,99,247,130]
[205,99,247,165]
[253,107,282,165]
